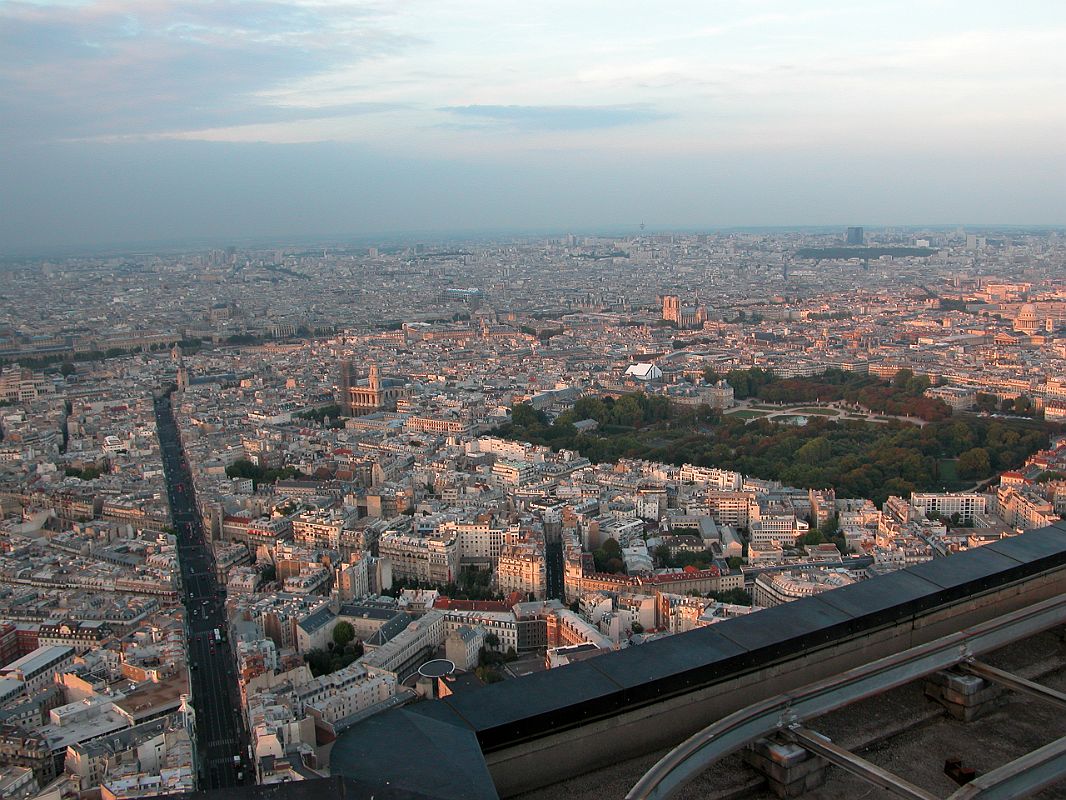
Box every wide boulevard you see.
[155,392,251,789]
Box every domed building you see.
[1014,303,1039,334]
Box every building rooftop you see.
[297,607,336,636]
[0,645,73,677]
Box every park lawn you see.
[793,407,841,416]
[937,459,970,490]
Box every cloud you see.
[0,0,413,141]
[440,104,671,131]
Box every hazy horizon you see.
[3,1,1066,252]
[7,219,1066,261]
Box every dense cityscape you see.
[0,226,1062,797]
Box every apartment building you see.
[705,491,756,528]
[378,531,459,585]
[910,492,987,524]
[753,569,855,608]
[748,508,809,547]
[496,541,546,601]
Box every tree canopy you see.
[225,459,305,489]
[332,621,355,647]
[495,376,1059,507]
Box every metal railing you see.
[628,593,1066,800]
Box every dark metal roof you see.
[329,705,499,800]
[585,626,746,689]
[297,606,336,635]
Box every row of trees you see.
[225,459,306,489]
[653,543,719,571]
[975,392,1036,416]
[296,404,345,427]
[16,338,204,372]
[512,392,675,434]
[380,569,504,602]
[705,367,952,422]
[714,588,754,606]
[64,465,103,480]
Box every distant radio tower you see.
[639,221,646,231]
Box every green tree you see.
[484,632,500,651]
[716,588,753,606]
[297,404,344,424]
[795,437,831,465]
[892,368,915,389]
[60,362,76,376]
[957,447,992,480]
[571,396,607,422]
[511,403,547,428]
[475,666,504,684]
[800,529,826,547]
[303,643,362,676]
[904,374,931,395]
[654,544,673,568]
[610,395,644,428]
[943,421,975,454]
[332,621,355,648]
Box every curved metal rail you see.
[628,593,1066,800]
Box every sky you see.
[2,0,1066,251]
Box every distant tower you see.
[846,227,864,245]
[369,363,381,392]
[662,295,680,324]
[176,362,189,392]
